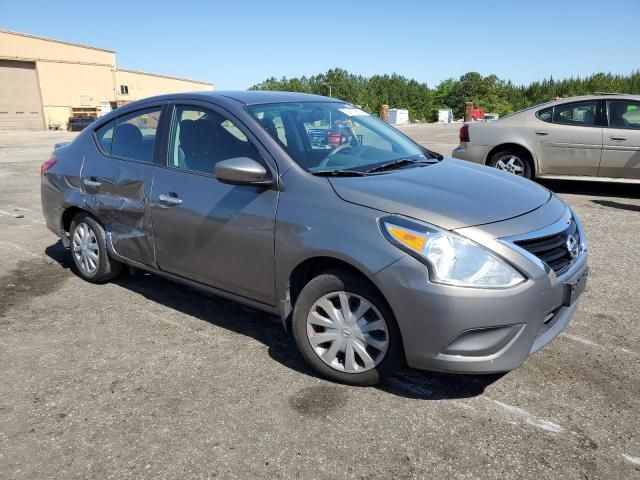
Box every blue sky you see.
[2,0,638,90]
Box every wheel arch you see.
[486,143,537,177]
[59,205,106,247]
[284,254,407,368]
[61,205,86,233]
[283,255,394,331]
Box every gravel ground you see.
[0,126,639,479]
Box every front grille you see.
[515,220,579,274]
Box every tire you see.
[292,269,402,386]
[488,149,533,179]
[69,212,122,283]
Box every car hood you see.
[328,157,551,230]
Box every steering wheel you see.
[318,144,355,169]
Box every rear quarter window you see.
[536,107,553,123]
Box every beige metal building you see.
[0,29,213,131]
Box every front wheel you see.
[292,270,402,386]
[488,150,533,179]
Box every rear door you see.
[599,99,640,179]
[150,101,278,305]
[527,100,603,176]
[82,104,166,266]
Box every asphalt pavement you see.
[0,126,639,479]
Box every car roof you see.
[547,94,640,104]
[130,90,340,106]
[499,94,640,120]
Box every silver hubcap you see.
[72,222,99,274]
[306,291,389,373]
[495,155,525,175]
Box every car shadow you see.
[539,179,640,199]
[45,240,502,401]
[590,199,640,213]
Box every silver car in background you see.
[453,94,640,182]
[41,91,588,386]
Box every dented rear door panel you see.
[81,136,157,267]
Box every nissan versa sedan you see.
[453,94,640,182]
[41,91,588,386]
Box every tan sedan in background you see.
[453,94,640,182]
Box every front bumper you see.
[374,209,588,374]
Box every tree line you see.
[250,69,640,122]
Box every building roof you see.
[117,68,212,86]
[0,29,115,53]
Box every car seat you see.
[112,123,146,160]
[610,103,630,128]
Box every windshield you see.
[246,102,428,173]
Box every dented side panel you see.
[81,145,157,268]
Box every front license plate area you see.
[563,267,588,307]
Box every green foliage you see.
[250,70,640,122]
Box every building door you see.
[0,60,44,131]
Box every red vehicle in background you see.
[471,108,485,121]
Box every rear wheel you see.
[69,213,122,283]
[488,149,533,179]
[292,270,402,386]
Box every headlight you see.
[381,216,525,289]
[569,207,588,254]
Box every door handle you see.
[609,135,627,141]
[158,193,183,206]
[535,130,549,136]
[82,177,102,188]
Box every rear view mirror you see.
[215,157,270,185]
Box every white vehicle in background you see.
[438,108,453,123]
[452,94,640,182]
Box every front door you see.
[82,105,164,266]
[599,99,640,180]
[527,100,603,176]
[150,103,278,305]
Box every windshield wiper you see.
[422,147,444,160]
[365,158,421,173]
[311,169,368,177]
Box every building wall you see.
[0,30,115,66]
[115,69,212,102]
[37,62,116,127]
[0,30,213,130]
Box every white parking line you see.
[621,453,640,466]
[562,333,599,347]
[561,333,638,357]
[487,399,565,434]
[0,241,51,262]
[7,205,34,212]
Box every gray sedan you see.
[41,91,588,385]
[453,94,640,182]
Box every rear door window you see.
[111,107,162,162]
[95,121,115,154]
[607,100,640,129]
[552,101,598,126]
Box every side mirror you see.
[215,157,270,185]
